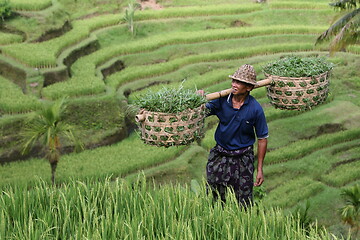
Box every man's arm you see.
[254,138,267,186]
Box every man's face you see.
[231,79,253,95]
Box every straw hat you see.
[229,64,257,85]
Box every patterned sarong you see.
[206,144,254,207]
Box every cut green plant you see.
[134,85,207,147]
[262,55,334,77]
[263,55,334,110]
[134,85,207,113]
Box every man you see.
[204,64,268,207]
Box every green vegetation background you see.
[0,0,359,238]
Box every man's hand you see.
[196,89,205,96]
[254,138,267,187]
[254,169,264,186]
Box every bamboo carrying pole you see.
[135,78,273,122]
[205,78,272,101]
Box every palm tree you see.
[316,0,360,53]
[21,98,82,185]
[339,184,360,238]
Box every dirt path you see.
[139,0,163,10]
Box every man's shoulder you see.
[248,95,265,113]
[248,95,261,106]
[206,96,227,110]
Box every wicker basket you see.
[137,104,206,147]
[265,71,330,110]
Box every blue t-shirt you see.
[206,94,268,150]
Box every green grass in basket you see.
[135,85,206,113]
[262,55,334,77]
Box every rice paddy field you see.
[1,0,360,238]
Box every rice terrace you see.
[0,0,360,239]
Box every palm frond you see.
[316,7,360,43]
[20,97,79,155]
[340,185,360,229]
[330,0,359,10]
[61,126,84,152]
[330,23,360,52]
[340,205,356,221]
[51,97,67,122]
[341,185,360,209]
[20,113,47,154]
[21,130,42,155]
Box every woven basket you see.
[265,71,330,110]
[137,104,206,147]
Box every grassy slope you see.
[0,0,359,237]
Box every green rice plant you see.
[1,14,119,68]
[265,177,325,208]
[262,140,360,197]
[270,1,329,10]
[118,34,318,68]
[3,0,66,42]
[98,15,233,45]
[240,8,334,27]
[157,0,255,7]
[265,128,360,164]
[41,75,106,100]
[321,147,360,187]
[87,27,323,96]
[9,0,52,11]
[272,0,331,2]
[0,113,28,135]
[200,121,217,150]
[0,177,337,239]
[0,31,22,44]
[262,55,334,77]
[107,42,315,89]
[134,3,262,20]
[60,93,124,132]
[41,44,124,99]
[40,37,107,99]
[266,100,353,149]
[0,76,41,114]
[0,133,186,186]
[134,85,206,113]
[1,21,325,68]
[124,144,208,183]
[95,25,326,66]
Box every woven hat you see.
[229,64,257,85]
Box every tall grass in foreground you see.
[0,177,338,240]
